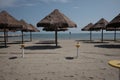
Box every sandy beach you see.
[0,40,120,80]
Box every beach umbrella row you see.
[19,19,40,43]
[81,18,108,42]
[0,9,75,47]
[0,10,39,47]
[37,9,77,46]
[81,13,120,42]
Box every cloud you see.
[0,0,71,8]
[18,3,37,7]
[0,0,38,8]
[73,6,79,9]
[39,0,69,3]
[0,0,17,7]
[24,3,36,6]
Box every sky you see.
[0,0,120,33]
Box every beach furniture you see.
[75,41,80,58]
[20,44,25,58]
[108,60,120,80]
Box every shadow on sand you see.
[65,57,75,60]
[9,56,18,60]
[82,41,109,44]
[24,45,62,50]
[76,40,109,44]
[0,46,9,48]
[36,40,56,44]
[94,44,120,49]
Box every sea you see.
[0,32,120,41]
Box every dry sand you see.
[0,40,120,80]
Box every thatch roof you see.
[20,19,33,31]
[0,28,16,32]
[29,24,40,32]
[0,10,22,30]
[106,27,120,31]
[81,23,93,31]
[92,18,108,30]
[37,9,77,28]
[43,27,68,31]
[106,13,120,28]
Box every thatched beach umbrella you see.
[0,10,22,47]
[37,9,77,46]
[92,18,108,42]
[29,24,40,41]
[106,13,120,41]
[20,19,33,43]
[81,23,94,41]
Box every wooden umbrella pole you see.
[114,27,116,41]
[90,30,92,41]
[55,27,58,47]
[6,31,8,42]
[30,31,32,41]
[21,31,24,44]
[101,29,103,42]
[4,27,7,47]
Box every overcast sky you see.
[0,0,120,33]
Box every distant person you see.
[69,32,71,39]
[69,32,71,35]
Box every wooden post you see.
[6,31,8,42]
[90,30,92,41]
[114,27,116,41]
[101,29,103,42]
[30,31,32,41]
[21,31,24,44]
[55,27,58,47]
[4,27,7,47]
